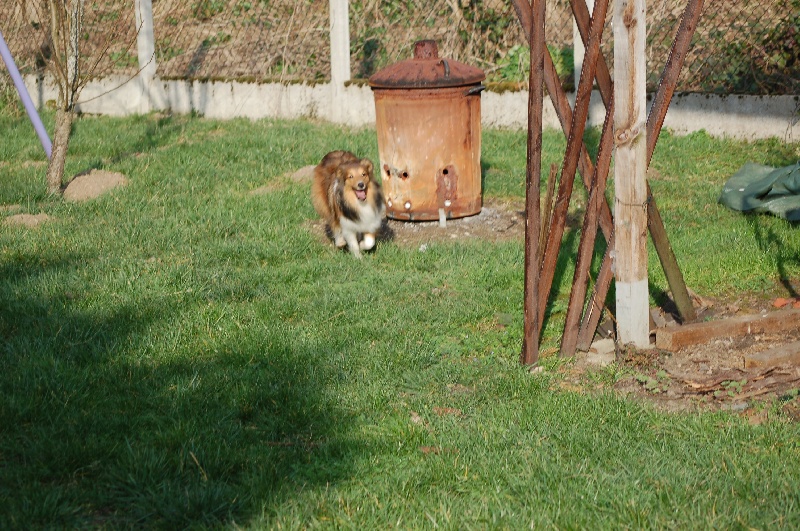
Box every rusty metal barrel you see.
[369,40,485,221]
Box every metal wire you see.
[0,0,796,95]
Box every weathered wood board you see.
[656,309,800,351]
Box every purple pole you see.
[0,28,52,159]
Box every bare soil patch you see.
[385,198,526,248]
[3,212,51,228]
[305,197,526,249]
[64,169,128,202]
[562,297,800,422]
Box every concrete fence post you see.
[329,0,351,123]
[135,0,166,112]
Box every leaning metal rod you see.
[576,240,614,351]
[520,0,545,366]
[538,164,558,264]
[0,29,52,159]
[561,96,615,357]
[647,0,706,166]
[511,0,614,245]
[570,0,612,109]
[535,0,609,336]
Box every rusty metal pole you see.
[570,0,612,109]
[561,98,614,356]
[520,0,545,366]
[646,0,705,165]
[577,239,615,351]
[513,0,614,245]
[536,0,609,336]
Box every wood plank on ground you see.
[744,341,800,369]
[655,309,800,351]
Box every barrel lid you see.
[368,40,485,89]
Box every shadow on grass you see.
[745,213,800,297]
[540,227,580,334]
[0,253,358,528]
[73,113,198,175]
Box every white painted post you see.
[135,0,166,112]
[329,0,351,123]
[614,0,650,347]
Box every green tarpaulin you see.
[719,161,800,221]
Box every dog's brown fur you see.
[311,150,386,257]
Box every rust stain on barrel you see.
[369,40,485,221]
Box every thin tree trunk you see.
[44,0,83,195]
[46,107,73,194]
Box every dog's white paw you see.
[359,234,376,251]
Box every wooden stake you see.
[520,0,545,366]
[538,164,558,267]
[536,0,609,335]
[561,98,614,356]
[613,0,649,347]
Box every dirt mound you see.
[3,212,51,228]
[64,169,128,202]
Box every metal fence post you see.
[330,0,351,123]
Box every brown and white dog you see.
[311,150,386,258]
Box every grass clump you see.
[1,110,800,528]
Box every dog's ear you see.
[361,158,374,176]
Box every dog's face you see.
[338,159,375,203]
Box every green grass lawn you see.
[1,108,800,529]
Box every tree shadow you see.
[0,251,358,527]
[74,112,195,175]
[745,213,800,298]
